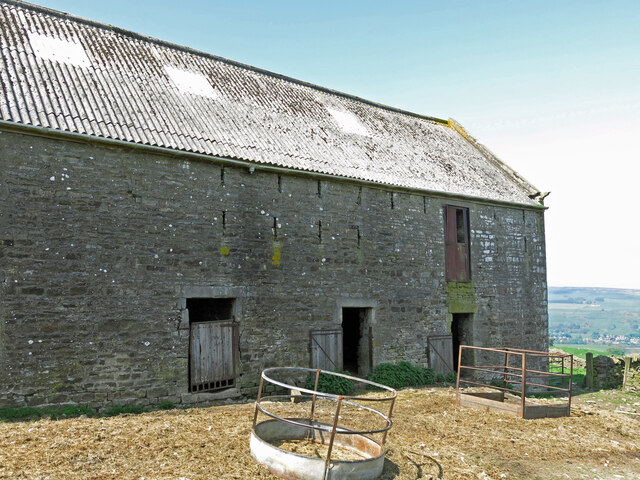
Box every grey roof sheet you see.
[0,0,540,206]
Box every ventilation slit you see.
[318,220,322,244]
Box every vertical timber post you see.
[585,352,594,389]
[623,357,631,391]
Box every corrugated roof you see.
[0,0,542,206]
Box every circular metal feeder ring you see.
[250,367,397,480]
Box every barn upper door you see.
[310,329,343,371]
[445,205,471,282]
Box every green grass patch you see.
[553,347,596,359]
[156,401,175,410]
[548,364,586,389]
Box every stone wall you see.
[0,128,549,408]
[592,354,640,391]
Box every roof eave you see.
[0,119,547,210]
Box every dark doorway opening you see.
[341,308,372,376]
[187,298,234,322]
[451,313,474,372]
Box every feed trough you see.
[250,367,397,480]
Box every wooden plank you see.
[190,324,202,385]
[459,393,520,414]
[428,335,453,374]
[523,405,571,419]
[190,321,236,391]
[464,391,505,402]
[310,329,342,371]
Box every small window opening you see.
[220,167,225,186]
[356,186,362,205]
[423,196,427,214]
[318,220,322,244]
[222,211,227,235]
[278,175,282,193]
[357,226,361,248]
[317,180,322,197]
[390,192,395,210]
[272,217,278,238]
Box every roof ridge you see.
[3,0,449,126]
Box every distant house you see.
[0,0,549,408]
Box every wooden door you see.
[190,320,237,392]
[428,334,454,374]
[310,329,343,371]
[445,206,470,282]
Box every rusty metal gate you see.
[189,320,238,392]
[310,329,343,371]
[427,334,454,374]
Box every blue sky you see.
[35,0,640,289]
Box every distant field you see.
[549,286,640,343]
[554,344,640,357]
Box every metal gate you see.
[427,334,454,374]
[310,329,343,371]
[189,320,238,392]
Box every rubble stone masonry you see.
[0,129,548,408]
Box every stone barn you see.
[0,0,549,409]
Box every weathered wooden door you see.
[190,320,238,392]
[427,334,454,374]
[310,329,343,371]
[445,205,471,282]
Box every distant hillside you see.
[548,286,640,346]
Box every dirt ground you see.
[1,387,639,480]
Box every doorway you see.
[451,313,474,372]
[341,307,372,376]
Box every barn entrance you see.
[451,313,474,372]
[342,307,372,377]
[187,298,238,392]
